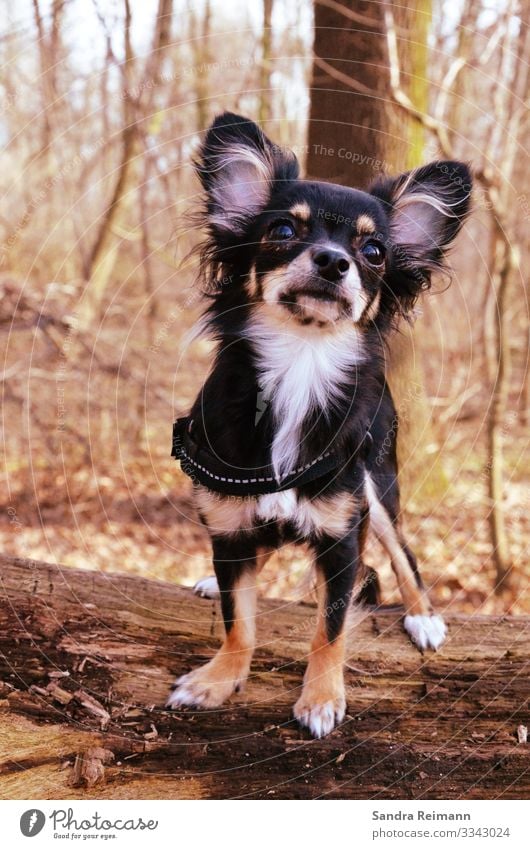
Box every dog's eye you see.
[360,240,386,266]
[268,221,296,241]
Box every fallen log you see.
[0,554,528,800]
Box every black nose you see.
[312,248,350,282]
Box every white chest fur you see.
[248,314,365,479]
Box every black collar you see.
[171,416,371,496]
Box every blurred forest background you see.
[0,0,528,613]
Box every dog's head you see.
[195,112,472,330]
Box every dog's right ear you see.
[196,112,299,236]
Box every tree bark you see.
[0,555,528,800]
[307,1,388,187]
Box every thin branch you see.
[434,57,466,126]
[312,55,374,97]
[382,0,512,214]
[315,0,380,29]
[384,4,453,158]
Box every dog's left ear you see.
[370,161,472,308]
[196,112,299,237]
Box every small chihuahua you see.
[167,113,472,737]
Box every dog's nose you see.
[312,248,350,282]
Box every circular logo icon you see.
[20,810,46,837]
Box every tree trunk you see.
[259,0,274,125]
[307,0,445,502]
[307,1,388,188]
[0,555,528,799]
[519,307,530,425]
[482,3,528,594]
[192,0,212,132]
[487,231,517,594]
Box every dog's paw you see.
[293,692,346,738]
[165,656,247,710]
[193,575,220,599]
[404,613,447,651]
[166,669,232,709]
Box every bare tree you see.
[78,0,174,331]
[384,0,529,594]
[31,0,66,161]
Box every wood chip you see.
[74,689,111,728]
[517,724,528,744]
[70,747,114,788]
[124,708,145,719]
[28,685,48,696]
[144,723,159,740]
[46,684,74,705]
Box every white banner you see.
[1,799,526,848]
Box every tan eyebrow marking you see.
[289,202,311,222]
[363,289,381,323]
[356,214,376,234]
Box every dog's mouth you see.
[295,287,337,302]
[279,282,351,324]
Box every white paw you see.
[193,576,220,599]
[165,668,232,709]
[293,696,346,739]
[404,614,447,651]
[165,657,247,709]
[166,675,208,709]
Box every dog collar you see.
[171,416,370,496]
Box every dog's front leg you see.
[294,534,358,738]
[166,536,257,709]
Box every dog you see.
[166,112,472,738]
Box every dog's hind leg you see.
[357,564,381,605]
[355,504,381,606]
[365,472,446,651]
[167,537,259,709]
